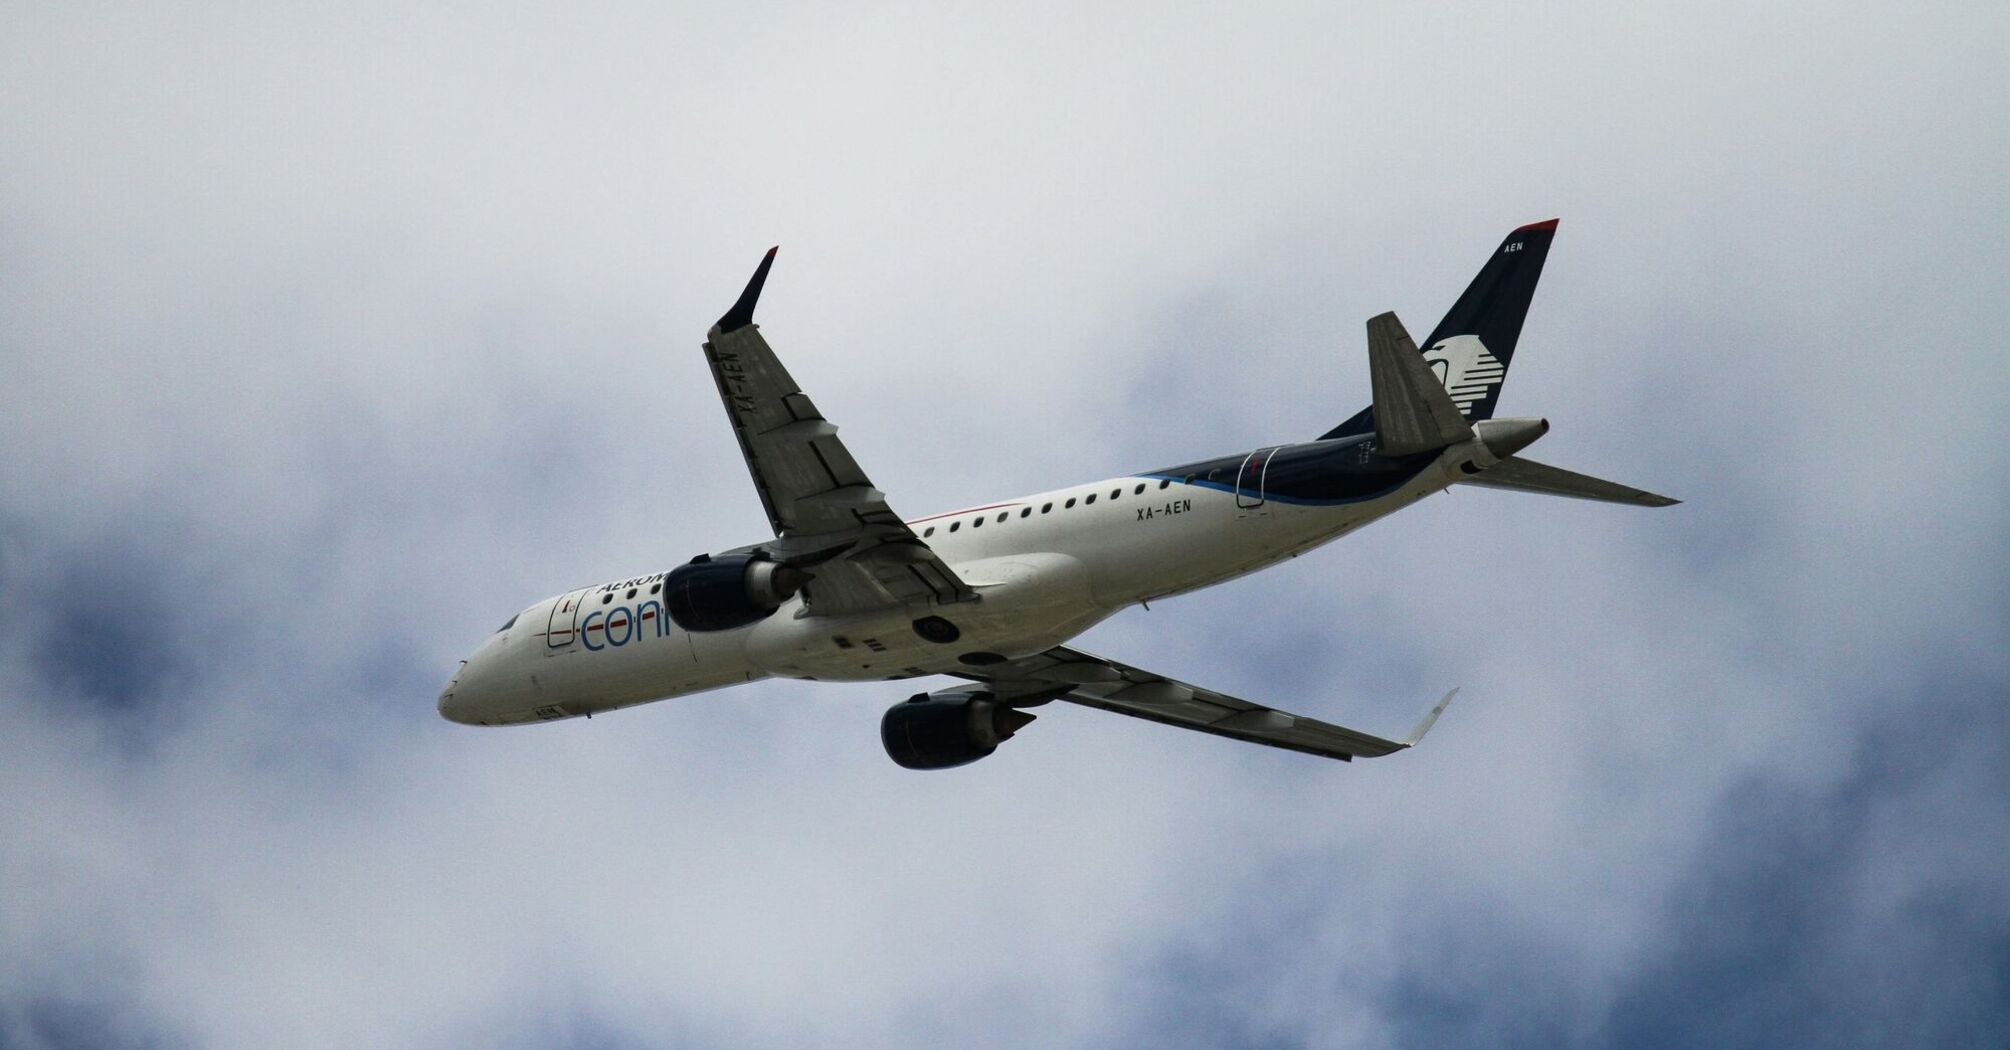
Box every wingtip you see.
[716,246,779,334]
[1403,687,1460,747]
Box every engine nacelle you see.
[881,691,1037,770]
[664,553,803,632]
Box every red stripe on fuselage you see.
[906,501,1026,524]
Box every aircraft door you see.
[544,587,592,652]
[1235,446,1280,510]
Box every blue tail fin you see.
[1321,219,1559,440]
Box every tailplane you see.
[1459,457,1680,507]
[1324,219,1560,440]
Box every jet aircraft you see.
[439,220,1676,769]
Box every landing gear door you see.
[544,587,592,653]
[1236,446,1280,510]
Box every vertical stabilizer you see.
[1323,220,1560,440]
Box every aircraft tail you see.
[1322,219,1560,440]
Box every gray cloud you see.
[1595,678,2010,1047]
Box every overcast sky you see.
[4,2,2007,1047]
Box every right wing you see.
[957,644,1457,762]
[702,249,977,614]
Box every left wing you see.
[703,248,977,615]
[957,645,1457,762]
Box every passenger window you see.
[996,512,1008,523]
[1085,493,1096,504]
[1160,479,1172,489]
[1042,502,1053,513]
[1020,508,1031,518]
[649,583,661,594]
[1065,498,1076,508]
[1134,483,1146,495]
[602,594,613,605]
[924,526,935,537]
[1111,488,1121,499]
[626,588,637,599]
[973,517,983,528]
[950,522,960,532]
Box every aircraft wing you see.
[702,249,977,615]
[957,645,1457,762]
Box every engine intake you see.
[881,691,1037,770]
[664,553,803,632]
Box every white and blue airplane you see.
[439,220,1676,768]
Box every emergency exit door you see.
[544,588,592,651]
[1236,446,1280,509]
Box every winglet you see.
[1402,687,1460,746]
[716,246,779,333]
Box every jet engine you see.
[881,690,1037,770]
[664,553,804,632]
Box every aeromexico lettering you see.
[579,598,674,651]
[600,573,665,593]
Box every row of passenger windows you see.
[556,480,1179,618]
[520,479,1179,631]
[548,479,1174,624]
[604,582,663,605]
[920,478,1173,537]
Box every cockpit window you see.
[496,613,519,632]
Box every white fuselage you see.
[438,439,1479,727]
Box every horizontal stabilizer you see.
[1369,311,1475,455]
[1462,456,1680,507]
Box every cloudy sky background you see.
[4,1,2007,1046]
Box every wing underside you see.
[958,645,1456,762]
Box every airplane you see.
[438,219,1677,769]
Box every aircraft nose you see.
[438,661,476,724]
[438,642,528,725]
[438,659,496,724]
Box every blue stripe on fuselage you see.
[1143,437,1435,507]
